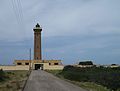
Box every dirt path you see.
[23,70,87,91]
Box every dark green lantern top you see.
[33,23,42,32]
[36,23,40,27]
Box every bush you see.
[0,69,7,81]
[60,66,120,91]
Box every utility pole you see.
[29,48,31,70]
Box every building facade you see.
[0,23,64,70]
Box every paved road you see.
[23,70,87,91]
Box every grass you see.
[70,81,110,91]
[46,70,110,91]
[0,70,30,91]
[45,70,62,76]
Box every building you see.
[0,23,64,70]
[73,60,95,68]
[14,60,63,70]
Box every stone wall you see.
[43,63,64,70]
[0,65,29,70]
[46,65,64,70]
[0,63,64,70]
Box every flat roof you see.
[14,60,62,63]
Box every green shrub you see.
[60,66,120,91]
[0,69,8,81]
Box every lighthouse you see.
[33,23,42,60]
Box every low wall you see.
[0,65,29,70]
[74,65,94,68]
[49,65,64,70]
[45,65,64,70]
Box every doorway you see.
[35,64,43,70]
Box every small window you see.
[49,63,51,65]
[17,63,22,65]
[25,63,29,65]
[37,57,38,59]
[54,63,58,65]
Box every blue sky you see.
[0,0,120,65]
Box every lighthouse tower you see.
[33,23,42,60]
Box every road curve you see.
[23,70,87,91]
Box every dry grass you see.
[69,81,110,91]
[0,70,30,91]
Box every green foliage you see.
[0,69,8,81]
[60,66,120,91]
[79,61,93,65]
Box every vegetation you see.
[69,81,109,91]
[0,70,30,91]
[61,66,120,91]
[47,66,120,91]
[47,70,109,91]
[0,69,9,82]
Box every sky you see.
[0,0,120,65]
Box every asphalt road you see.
[23,70,87,91]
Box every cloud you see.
[42,33,120,64]
[0,0,120,40]
[0,0,120,64]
